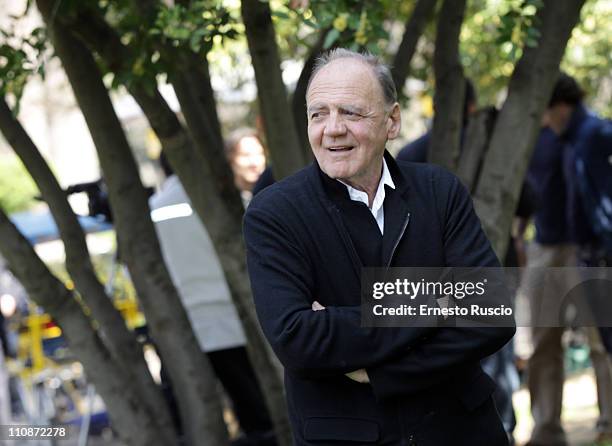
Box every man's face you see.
[306,59,400,188]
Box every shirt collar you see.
[338,158,395,211]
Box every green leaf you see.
[347,13,361,29]
[500,15,515,28]
[526,27,541,38]
[272,10,291,20]
[525,0,544,8]
[302,17,318,28]
[366,41,380,54]
[323,28,340,49]
[172,28,191,40]
[509,44,518,60]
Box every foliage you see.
[495,0,543,60]
[460,0,610,113]
[151,2,237,53]
[458,0,543,104]
[0,154,39,213]
[1,0,610,121]
[302,0,387,52]
[274,0,415,55]
[0,26,47,107]
[561,0,612,117]
[459,0,519,106]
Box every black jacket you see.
[244,153,515,445]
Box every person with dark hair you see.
[150,153,276,446]
[551,72,612,445]
[224,129,267,206]
[523,72,612,446]
[395,79,477,163]
[244,48,514,445]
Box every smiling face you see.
[306,58,400,191]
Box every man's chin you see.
[323,168,352,181]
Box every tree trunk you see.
[241,0,306,179]
[428,0,466,170]
[168,58,294,446]
[0,210,166,446]
[137,86,294,446]
[59,10,293,444]
[170,56,243,215]
[455,107,497,192]
[473,0,586,258]
[36,3,229,444]
[391,0,438,97]
[291,29,329,163]
[0,98,177,442]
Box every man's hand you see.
[311,301,370,384]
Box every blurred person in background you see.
[224,129,267,207]
[547,73,612,444]
[396,79,477,163]
[150,153,276,446]
[523,73,612,446]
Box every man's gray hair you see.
[306,48,397,107]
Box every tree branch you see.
[428,0,467,170]
[473,0,586,258]
[241,0,306,180]
[35,1,228,443]
[291,28,329,163]
[0,209,165,446]
[0,97,177,440]
[170,55,241,209]
[455,106,497,192]
[58,8,292,442]
[391,0,438,97]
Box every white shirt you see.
[338,159,395,235]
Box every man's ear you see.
[386,103,401,140]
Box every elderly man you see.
[244,49,514,445]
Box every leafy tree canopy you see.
[1,0,610,115]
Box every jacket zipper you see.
[386,212,411,267]
[330,206,363,274]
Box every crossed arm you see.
[243,175,515,397]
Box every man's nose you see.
[323,113,346,137]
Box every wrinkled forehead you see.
[306,59,384,106]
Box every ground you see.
[514,369,609,446]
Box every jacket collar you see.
[307,150,410,204]
[306,150,412,270]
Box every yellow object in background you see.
[421,95,434,119]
